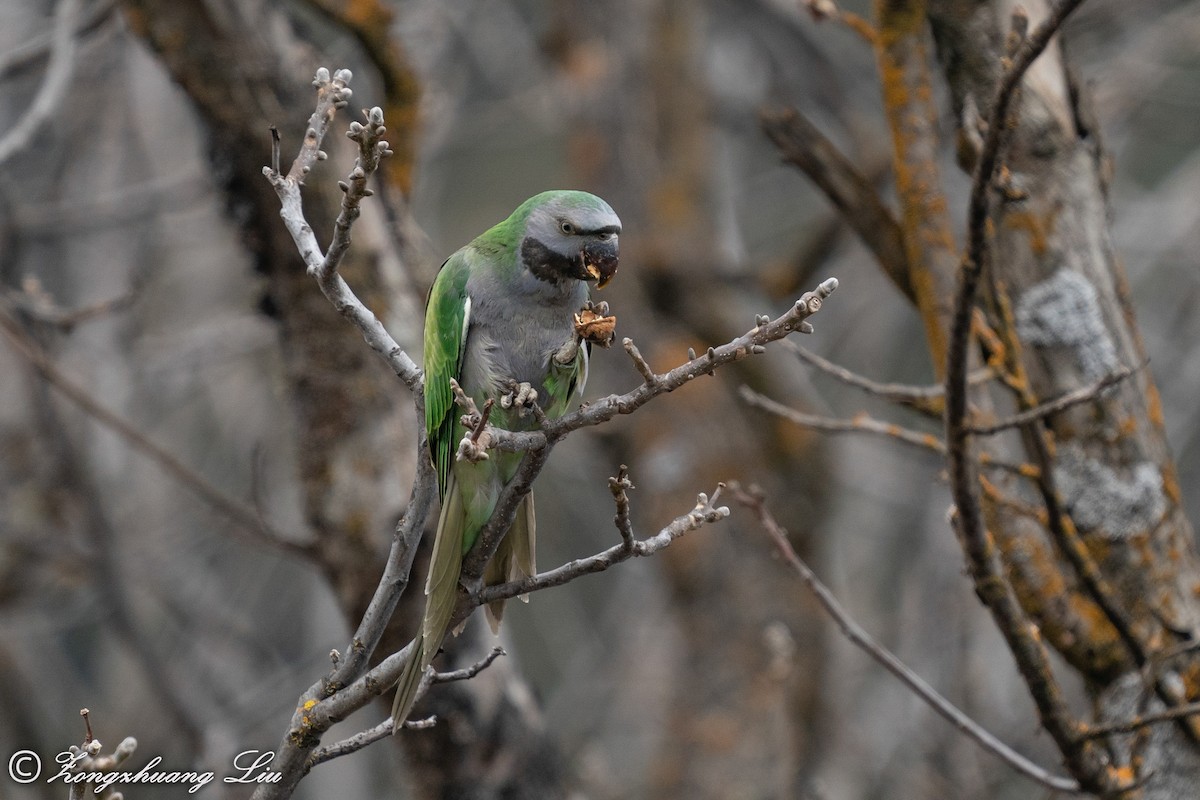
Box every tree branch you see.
[1083,701,1200,740]
[476,480,729,607]
[733,485,1083,794]
[740,384,946,455]
[306,647,502,769]
[262,68,420,390]
[761,107,913,304]
[0,0,81,167]
[0,304,312,559]
[783,339,993,417]
[967,364,1136,435]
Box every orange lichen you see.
[1018,462,1042,479]
[873,0,958,374]
[1145,379,1167,429]
[840,12,879,44]
[1162,464,1182,506]
[1110,765,1136,785]
[1006,211,1047,256]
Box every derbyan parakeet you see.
[391,190,621,728]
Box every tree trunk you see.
[927,0,1200,791]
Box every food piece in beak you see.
[581,240,619,288]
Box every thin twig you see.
[784,340,992,417]
[608,465,636,550]
[741,385,946,455]
[476,484,729,607]
[733,485,1082,794]
[1083,702,1200,740]
[470,399,494,444]
[269,124,281,175]
[0,306,312,559]
[967,365,1136,435]
[623,337,659,386]
[306,715,437,769]
[430,646,506,684]
[0,0,81,167]
[3,280,136,332]
[741,384,1039,480]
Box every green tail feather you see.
[484,491,537,634]
[391,474,466,730]
[390,633,427,732]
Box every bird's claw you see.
[500,381,539,416]
[456,428,491,463]
[553,337,581,366]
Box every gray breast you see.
[459,267,587,405]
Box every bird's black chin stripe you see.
[521,237,581,284]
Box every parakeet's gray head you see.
[515,190,621,289]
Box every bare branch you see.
[0,305,311,559]
[63,710,138,800]
[324,106,392,274]
[761,108,911,303]
[783,340,993,417]
[1083,701,1200,740]
[476,483,729,608]
[741,385,945,456]
[430,646,506,684]
[307,715,437,770]
[608,465,636,551]
[967,365,1137,435]
[733,486,1083,795]
[0,0,81,167]
[262,68,420,390]
[265,480,730,795]
[623,337,660,386]
[4,276,136,332]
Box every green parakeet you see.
[391,190,621,728]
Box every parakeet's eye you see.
[559,220,575,235]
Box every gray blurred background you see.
[0,0,1197,798]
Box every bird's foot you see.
[500,381,539,417]
[456,427,491,463]
[553,337,581,366]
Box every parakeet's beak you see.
[580,238,619,289]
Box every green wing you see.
[424,251,471,499]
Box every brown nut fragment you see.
[574,308,618,347]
